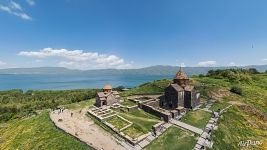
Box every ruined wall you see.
[127,105,139,112]
[106,94,119,106]
[140,103,171,122]
[146,100,160,108]
[95,97,102,107]
[192,91,200,108]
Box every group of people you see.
[57,107,65,115]
[55,107,74,117]
[152,124,165,137]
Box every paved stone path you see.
[193,104,233,150]
[170,119,203,135]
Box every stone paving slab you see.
[170,120,203,135]
[146,135,155,141]
[197,137,206,146]
[138,139,150,148]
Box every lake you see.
[0,74,173,91]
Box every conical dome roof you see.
[103,84,112,90]
[174,67,188,79]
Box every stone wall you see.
[106,94,119,106]
[146,99,160,108]
[140,102,171,122]
[127,105,139,112]
[95,97,101,107]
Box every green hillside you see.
[0,68,267,149]
[194,69,267,150]
[0,111,90,150]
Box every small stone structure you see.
[139,99,172,122]
[95,84,120,107]
[88,105,152,147]
[160,67,200,110]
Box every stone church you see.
[160,68,200,109]
[95,84,120,107]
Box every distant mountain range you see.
[0,65,267,76]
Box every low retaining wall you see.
[88,111,149,146]
[140,103,171,122]
[127,105,139,112]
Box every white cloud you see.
[26,0,35,6]
[180,62,186,67]
[262,58,267,61]
[0,1,32,20]
[18,48,133,70]
[0,61,6,66]
[197,60,217,67]
[10,1,22,11]
[229,62,236,66]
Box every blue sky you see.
[1,0,267,70]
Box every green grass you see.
[62,98,95,109]
[211,106,267,150]
[120,79,170,96]
[99,109,160,139]
[195,73,267,150]
[0,112,90,150]
[123,124,144,139]
[181,110,212,129]
[128,109,160,120]
[106,115,130,130]
[145,126,197,150]
[118,109,160,134]
[120,100,137,107]
[209,100,230,112]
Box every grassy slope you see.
[145,126,197,150]
[194,75,267,150]
[120,79,170,96]
[122,73,267,149]
[61,98,95,109]
[0,112,90,150]
[120,99,137,107]
[181,110,212,129]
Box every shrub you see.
[230,85,243,95]
[248,68,259,74]
[199,74,205,77]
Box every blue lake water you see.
[0,74,173,91]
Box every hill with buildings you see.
[0,68,266,150]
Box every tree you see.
[199,74,205,77]
[248,68,259,74]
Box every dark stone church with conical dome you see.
[160,68,200,110]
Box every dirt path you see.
[50,109,126,150]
